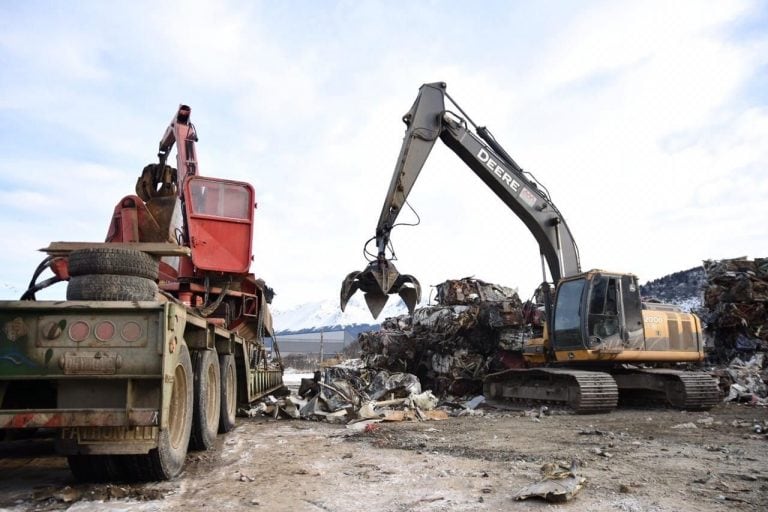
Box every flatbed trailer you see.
[0,298,282,480]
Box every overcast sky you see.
[0,0,766,312]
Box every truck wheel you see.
[143,343,193,480]
[68,248,159,280]
[67,454,126,482]
[67,274,158,301]
[219,354,237,433]
[189,350,221,450]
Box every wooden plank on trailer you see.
[42,242,191,257]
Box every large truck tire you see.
[67,454,126,483]
[218,354,237,433]
[68,248,159,280]
[189,349,221,450]
[67,274,158,301]
[139,343,194,480]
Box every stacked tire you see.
[66,248,159,301]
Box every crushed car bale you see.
[702,257,768,361]
[359,277,530,395]
[701,257,768,402]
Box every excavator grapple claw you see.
[340,260,421,318]
[340,270,363,312]
[394,274,420,316]
[363,289,389,319]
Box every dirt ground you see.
[0,402,766,512]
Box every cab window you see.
[189,179,251,220]
[553,278,586,347]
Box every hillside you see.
[639,266,706,312]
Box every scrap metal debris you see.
[358,278,530,395]
[243,360,457,425]
[697,257,768,403]
[702,257,768,361]
[713,354,768,405]
[512,460,586,503]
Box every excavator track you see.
[484,368,618,414]
[611,369,721,411]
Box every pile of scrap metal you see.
[358,278,531,395]
[243,362,449,425]
[702,257,768,361]
[712,354,768,405]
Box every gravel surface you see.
[1,403,766,511]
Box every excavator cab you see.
[551,271,644,357]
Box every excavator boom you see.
[341,82,580,317]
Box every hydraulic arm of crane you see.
[135,105,199,203]
[340,82,580,318]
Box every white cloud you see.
[0,0,765,311]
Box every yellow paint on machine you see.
[550,309,704,364]
[553,349,704,363]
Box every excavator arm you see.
[341,82,580,317]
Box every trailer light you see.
[121,321,142,342]
[68,321,90,342]
[94,321,116,342]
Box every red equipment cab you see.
[184,176,255,274]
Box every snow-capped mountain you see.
[639,266,705,312]
[271,293,410,334]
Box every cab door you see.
[184,176,254,274]
[583,273,644,350]
[552,272,645,353]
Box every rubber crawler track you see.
[484,368,619,414]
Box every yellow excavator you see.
[341,82,719,413]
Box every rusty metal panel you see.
[0,408,159,429]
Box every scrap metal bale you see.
[357,277,531,396]
[702,257,768,362]
[412,305,479,335]
[381,314,411,331]
[360,330,419,372]
[435,277,519,305]
[480,300,525,328]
